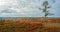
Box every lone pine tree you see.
[39,1,54,23]
[39,1,54,32]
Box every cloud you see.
[0,0,60,17]
[0,0,43,17]
[48,0,60,17]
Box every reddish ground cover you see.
[0,21,60,32]
[0,21,43,32]
[0,18,60,32]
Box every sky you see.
[0,0,60,17]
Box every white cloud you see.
[0,0,44,17]
[0,0,59,17]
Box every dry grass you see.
[0,17,60,32]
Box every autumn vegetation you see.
[0,17,60,32]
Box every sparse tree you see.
[39,1,53,23]
[39,1,54,32]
